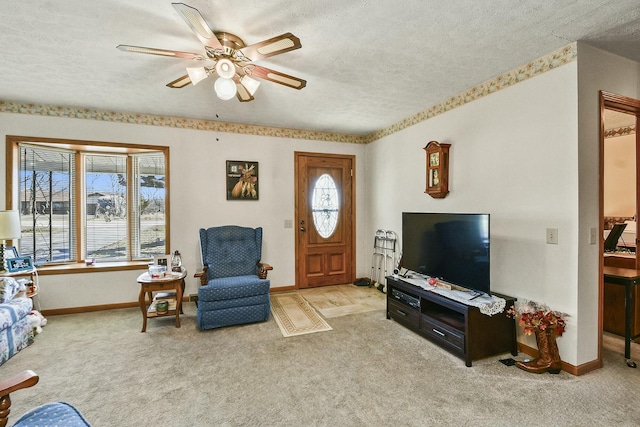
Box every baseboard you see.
[41,297,191,317]
[518,342,538,358]
[41,288,300,316]
[42,287,298,316]
[270,285,297,293]
[41,301,140,316]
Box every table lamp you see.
[0,210,22,273]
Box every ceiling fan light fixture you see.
[214,77,237,100]
[215,59,236,79]
[240,75,261,96]
[186,67,208,85]
[118,4,306,102]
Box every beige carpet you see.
[270,292,332,337]
[4,302,640,426]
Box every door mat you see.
[271,293,332,337]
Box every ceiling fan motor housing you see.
[210,32,245,58]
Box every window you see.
[7,136,169,266]
[311,173,339,238]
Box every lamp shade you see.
[215,59,236,79]
[186,67,208,85]
[0,211,21,240]
[214,77,237,100]
[240,75,261,96]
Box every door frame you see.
[294,151,356,289]
[599,90,640,366]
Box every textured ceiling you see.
[1,0,639,136]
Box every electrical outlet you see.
[590,227,597,245]
[546,228,558,244]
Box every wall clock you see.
[424,141,451,198]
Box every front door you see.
[295,152,355,288]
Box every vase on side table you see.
[155,300,169,314]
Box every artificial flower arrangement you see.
[507,299,568,336]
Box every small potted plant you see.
[508,300,568,374]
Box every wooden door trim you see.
[599,91,640,368]
[294,151,356,289]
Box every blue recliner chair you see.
[197,226,272,330]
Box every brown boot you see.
[546,330,562,374]
[516,329,554,374]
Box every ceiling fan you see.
[117,2,306,102]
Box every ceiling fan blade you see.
[117,45,204,60]
[166,74,192,88]
[238,33,301,62]
[248,65,306,90]
[235,83,255,102]
[172,3,223,50]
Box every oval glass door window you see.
[312,173,339,238]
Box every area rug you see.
[270,293,332,337]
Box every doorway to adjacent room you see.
[600,91,640,366]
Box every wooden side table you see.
[137,268,186,332]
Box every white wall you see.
[365,46,640,367]
[3,44,639,368]
[0,113,367,307]
[604,134,635,217]
[576,43,640,365]
[366,62,583,364]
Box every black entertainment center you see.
[388,212,517,366]
[387,275,517,366]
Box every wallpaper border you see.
[604,125,636,139]
[0,43,577,145]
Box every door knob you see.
[300,227,306,232]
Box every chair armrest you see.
[0,370,39,397]
[194,266,208,286]
[257,262,273,279]
[0,370,39,425]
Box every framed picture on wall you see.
[226,161,259,200]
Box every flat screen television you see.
[401,212,490,295]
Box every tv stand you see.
[386,275,517,367]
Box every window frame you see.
[5,135,170,274]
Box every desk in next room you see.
[603,266,640,366]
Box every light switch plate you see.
[546,228,558,244]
